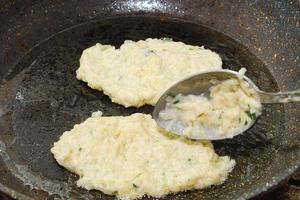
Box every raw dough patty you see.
[76,38,222,107]
[51,113,235,199]
[159,76,262,139]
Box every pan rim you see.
[0,14,299,200]
[0,165,299,199]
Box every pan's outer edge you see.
[0,0,299,199]
[0,15,299,200]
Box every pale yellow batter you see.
[51,113,235,199]
[77,38,222,107]
[159,77,262,138]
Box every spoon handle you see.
[258,90,300,104]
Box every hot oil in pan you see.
[0,16,284,200]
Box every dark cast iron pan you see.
[0,0,299,199]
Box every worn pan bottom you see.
[0,15,289,200]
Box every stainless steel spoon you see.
[152,69,300,140]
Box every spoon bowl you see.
[153,69,300,140]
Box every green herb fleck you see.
[168,93,176,98]
[162,37,173,41]
[173,99,180,104]
[112,190,118,195]
[218,111,224,119]
[245,110,257,120]
[244,120,248,125]
[133,183,138,188]
[187,158,192,162]
[188,47,193,50]
[145,50,155,56]
[168,93,180,104]
[78,147,82,151]
[239,118,242,123]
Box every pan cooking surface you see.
[0,16,288,199]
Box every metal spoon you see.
[152,69,300,140]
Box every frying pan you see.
[0,0,299,199]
